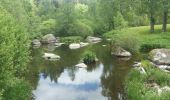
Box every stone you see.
[86,36,102,43]
[75,63,87,68]
[32,39,41,46]
[55,43,65,47]
[149,49,170,65]
[69,43,81,49]
[41,34,56,44]
[157,65,170,72]
[80,42,89,47]
[42,53,60,60]
[133,62,142,67]
[112,47,132,57]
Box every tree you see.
[162,0,170,32]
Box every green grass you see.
[104,24,170,50]
[125,61,170,100]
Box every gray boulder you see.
[32,39,41,46]
[41,34,56,44]
[149,49,170,65]
[112,47,132,57]
[87,36,102,43]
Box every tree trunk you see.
[162,11,168,32]
[150,13,155,33]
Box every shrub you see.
[82,51,96,64]
[4,79,31,100]
[39,19,57,35]
[61,36,83,44]
[140,44,165,52]
[111,35,139,52]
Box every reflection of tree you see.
[100,60,131,100]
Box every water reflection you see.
[33,63,107,100]
[28,42,140,100]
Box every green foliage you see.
[104,25,170,52]
[0,8,31,100]
[40,19,57,35]
[82,51,96,64]
[3,79,31,100]
[114,12,127,29]
[125,60,170,100]
[140,44,165,52]
[61,36,83,44]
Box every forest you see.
[0,0,170,100]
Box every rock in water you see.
[75,63,87,68]
[42,53,60,60]
[32,39,41,48]
[32,39,41,46]
[86,36,102,43]
[41,34,56,44]
[69,43,81,49]
[112,47,132,57]
[80,42,89,47]
[149,49,170,65]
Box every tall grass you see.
[125,60,170,100]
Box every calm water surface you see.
[27,42,141,100]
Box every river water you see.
[27,42,141,100]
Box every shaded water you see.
[27,42,141,100]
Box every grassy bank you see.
[125,61,170,100]
[103,24,170,52]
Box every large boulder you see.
[41,34,56,44]
[112,47,132,57]
[69,43,81,49]
[86,36,102,43]
[149,49,170,65]
[42,53,60,60]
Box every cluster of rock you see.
[149,49,170,72]
[32,34,61,48]
[146,83,170,96]
[32,34,102,49]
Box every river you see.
[27,42,141,100]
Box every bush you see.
[82,51,96,64]
[4,79,31,100]
[61,36,83,44]
[39,19,57,35]
[109,35,139,53]
[140,44,165,52]
[0,8,31,100]
[71,21,93,38]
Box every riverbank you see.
[103,24,170,52]
[125,61,170,100]
[103,25,170,99]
